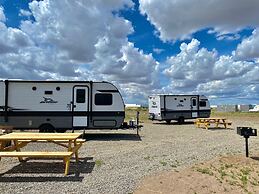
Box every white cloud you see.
[0,22,32,54]
[0,6,5,22]
[0,9,20,54]
[94,42,158,83]
[21,0,122,62]
[164,39,216,83]
[139,0,259,41]
[0,0,160,104]
[2,0,258,104]
[153,48,164,54]
[216,33,241,41]
[19,9,32,17]
[213,56,252,80]
[92,39,160,101]
[162,39,259,100]
[234,29,259,60]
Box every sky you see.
[0,0,259,105]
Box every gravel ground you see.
[1,118,259,194]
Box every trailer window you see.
[192,99,197,106]
[199,101,206,107]
[95,93,112,105]
[76,89,85,103]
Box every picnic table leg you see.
[215,121,219,128]
[0,140,4,161]
[64,156,71,176]
[74,140,79,162]
[224,123,227,129]
[13,140,23,162]
[68,140,72,151]
[205,123,208,130]
[64,140,73,176]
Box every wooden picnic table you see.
[0,132,85,176]
[195,118,232,130]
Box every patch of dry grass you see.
[125,107,149,122]
[193,156,259,193]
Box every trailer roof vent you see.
[56,87,60,91]
[32,86,37,91]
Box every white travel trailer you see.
[148,95,211,124]
[0,80,125,132]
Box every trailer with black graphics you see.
[148,94,211,124]
[0,80,128,132]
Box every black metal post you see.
[245,136,249,157]
[237,127,257,158]
[136,111,139,136]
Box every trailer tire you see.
[178,117,185,124]
[166,120,171,124]
[39,124,55,133]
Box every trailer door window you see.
[192,99,197,106]
[76,89,86,103]
[95,93,112,105]
[199,101,206,107]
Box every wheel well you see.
[39,123,55,132]
[178,117,185,124]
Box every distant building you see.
[125,104,141,108]
[238,105,251,112]
[216,104,253,112]
[217,105,238,112]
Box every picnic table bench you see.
[0,132,85,176]
[195,118,232,130]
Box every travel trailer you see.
[0,80,125,132]
[148,95,211,124]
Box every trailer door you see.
[72,86,89,127]
[191,96,198,118]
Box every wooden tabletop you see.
[197,118,226,120]
[0,132,82,141]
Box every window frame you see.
[192,98,197,106]
[76,89,86,103]
[95,93,113,106]
[199,101,207,107]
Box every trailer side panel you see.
[0,80,125,130]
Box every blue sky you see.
[0,0,259,105]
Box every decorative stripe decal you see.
[97,90,119,93]
[0,111,125,117]
[161,109,210,113]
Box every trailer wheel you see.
[166,120,171,124]
[178,117,185,124]
[39,124,55,133]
